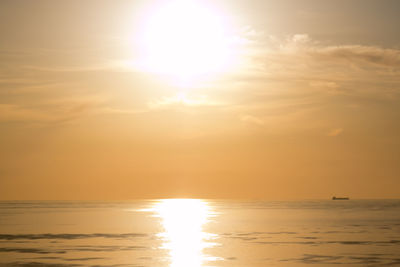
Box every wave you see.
[0,233,147,240]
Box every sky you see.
[1,0,400,200]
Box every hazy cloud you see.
[252,34,400,76]
[23,60,134,73]
[147,93,222,109]
[0,104,52,122]
[327,128,344,137]
[0,102,94,124]
[264,34,400,68]
[240,115,265,125]
[313,45,400,68]
[309,81,339,89]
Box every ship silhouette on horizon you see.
[332,196,350,200]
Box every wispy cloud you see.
[212,33,400,134]
[147,92,222,109]
[23,60,134,73]
[240,115,264,125]
[313,45,400,68]
[0,101,98,125]
[246,34,400,80]
[327,128,344,137]
[0,104,74,124]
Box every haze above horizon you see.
[1,0,400,200]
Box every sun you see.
[138,0,233,85]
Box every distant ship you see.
[332,196,349,200]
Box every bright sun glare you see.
[139,0,233,84]
[153,199,217,267]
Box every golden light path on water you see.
[153,199,219,267]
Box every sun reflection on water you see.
[153,199,217,267]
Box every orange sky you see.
[1,0,400,200]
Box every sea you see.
[0,199,399,266]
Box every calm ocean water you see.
[0,199,400,266]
